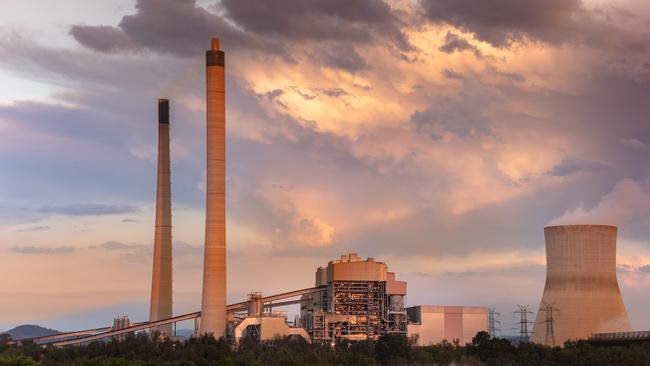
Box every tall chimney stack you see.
[149,99,173,336]
[200,38,226,337]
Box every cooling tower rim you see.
[544,224,617,230]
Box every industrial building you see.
[407,306,488,346]
[532,225,632,345]
[300,253,407,342]
[111,315,133,342]
[231,293,311,344]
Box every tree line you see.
[2,331,650,365]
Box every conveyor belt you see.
[37,286,325,347]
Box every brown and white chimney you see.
[200,38,227,338]
[149,98,173,336]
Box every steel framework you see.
[303,280,406,343]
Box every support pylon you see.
[514,305,534,342]
[488,307,501,338]
[538,303,560,346]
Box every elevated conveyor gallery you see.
[15,287,325,347]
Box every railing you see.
[590,331,650,341]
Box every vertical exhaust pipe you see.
[149,98,173,336]
[200,38,226,338]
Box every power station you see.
[11,37,644,349]
[300,253,407,342]
[532,225,632,345]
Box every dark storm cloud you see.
[485,66,526,82]
[419,0,650,55]
[69,25,137,53]
[442,68,464,80]
[221,0,410,50]
[310,43,368,72]
[438,31,481,56]
[70,0,269,57]
[546,156,607,177]
[318,88,349,97]
[11,246,75,255]
[420,0,582,47]
[39,203,139,216]
[70,0,409,59]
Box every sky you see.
[1,0,650,336]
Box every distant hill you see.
[2,324,60,340]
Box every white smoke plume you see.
[549,179,650,226]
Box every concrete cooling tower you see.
[200,38,227,338]
[149,99,173,336]
[532,225,631,345]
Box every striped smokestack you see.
[200,38,226,337]
[149,98,173,336]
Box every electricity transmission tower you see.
[514,305,534,342]
[539,303,560,346]
[488,307,501,338]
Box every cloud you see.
[69,0,409,61]
[420,0,582,47]
[442,68,464,80]
[410,82,499,139]
[546,156,606,177]
[121,218,139,223]
[549,179,650,226]
[310,43,368,72]
[11,246,75,255]
[69,25,138,53]
[39,203,139,216]
[95,240,202,257]
[487,67,525,82]
[297,218,335,246]
[69,0,263,57]
[639,265,650,274]
[98,241,144,250]
[621,138,650,153]
[221,0,409,49]
[438,31,481,56]
[173,241,203,256]
[17,225,50,232]
[419,0,650,63]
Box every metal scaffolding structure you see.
[301,254,407,343]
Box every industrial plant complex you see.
[9,38,646,349]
